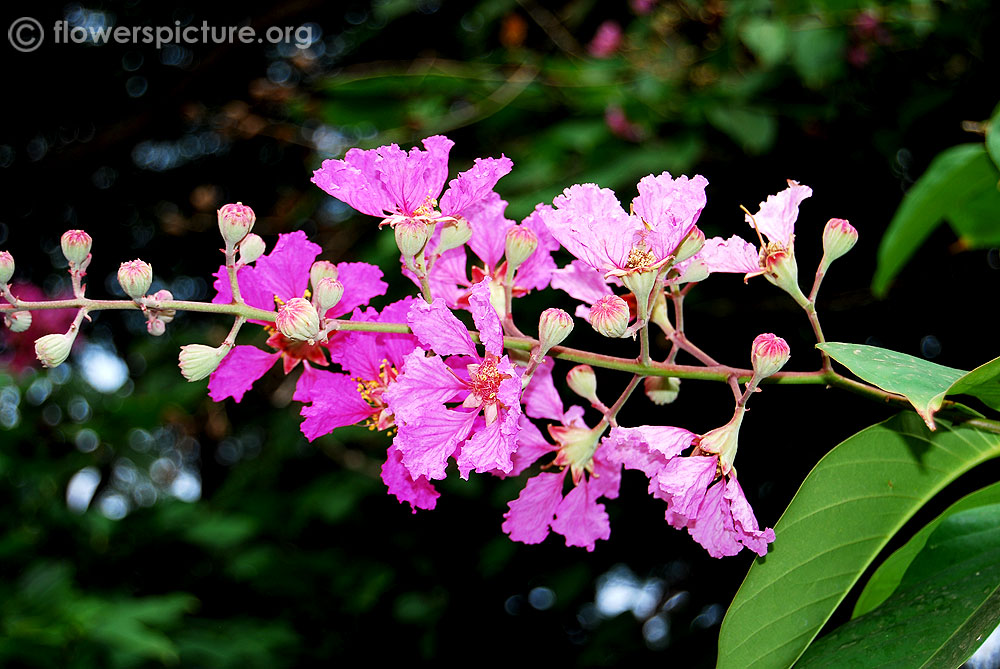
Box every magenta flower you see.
[605,424,775,558]
[501,381,621,552]
[207,231,387,402]
[384,278,524,480]
[588,20,623,58]
[540,174,707,280]
[311,135,513,227]
[414,193,558,312]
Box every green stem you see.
[0,297,275,322]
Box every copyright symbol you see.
[8,17,44,53]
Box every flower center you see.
[470,358,505,403]
[354,360,398,433]
[412,195,438,218]
[625,245,657,270]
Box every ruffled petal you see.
[382,444,440,513]
[464,191,514,270]
[468,278,504,356]
[406,299,477,358]
[687,479,745,558]
[296,371,375,440]
[439,156,514,218]
[746,180,812,247]
[551,478,610,552]
[725,476,775,556]
[394,407,477,480]
[695,235,761,274]
[541,184,635,272]
[501,471,566,545]
[550,260,613,307]
[311,149,399,217]
[207,346,279,403]
[512,203,560,292]
[522,358,564,422]
[631,172,707,259]
[326,262,388,319]
[212,265,277,319]
[508,416,558,477]
[604,425,697,478]
[383,349,467,424]
[655,455,719,527]
[254,231,322,303]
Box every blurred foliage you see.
[2,0,1000,665]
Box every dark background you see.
[1,0,998,666]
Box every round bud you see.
[644,376,681,405]
[504,226,538,270]
[590,294,630,338]
[821,218,858,268]
[394,219,429,258]
[566,365,599,404]
[0,251,14,284]
[147,318,167,336]
[537,308,573,355]
[35,332,75,368]
[276,297,320,342]
[437,217,473,254]
[313,277,344,316]
[218,202,256,245]
[673,227,705,264]
[118,260,153,299]
[239,233,266,264]
[60,230,93,267]
[750,333,790,380]
[5,310,32,333]
[150,289,176,323]
[178,343,230,382]
[310,261,339,290]
[763,248,803,303]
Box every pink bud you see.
[309,261,338,289]
[504,226,538,270]
[588,20,622,58]
[751,333,790,380]
[0,251,14,284]
[538,308,573,354]
[217,202,256,245]
[313,277,344,316]
[822,218,858,267]
[60,230,93,267]
[151,289,176,323]
[276,297,320,342]
[147,318,167,336]
[590,294,630,338]
[117,260,153,299]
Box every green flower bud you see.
[35,332,76,368]
[590,294,630,338]
[537,308,573,355]
[178,343,231,381]
[117,259,153,299]
[218,202,255,246]
[276,297,320,342]
[504,226,538,270]
[0,251,14,284]
[239,233,266,264]
[60,230,93,267]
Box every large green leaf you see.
[948,355,1000,413]
[872,144,999,297]
[946,178,1000,248]
[716,413,1000,669]
[817,342,965,429]
[853,480,1000,617]
[987,101,1000,171]
[798,505,1000,667]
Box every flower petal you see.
[297,371,376,441]
[502,471,566,545]
[468,278,504,356]
[394,407,477,480]
[326,262,388,319]
[746,180,812,247]
[207,345,279,403]
[383,349,467,424]
[439,155,514,218]
[382,444,440,513]
[406,299,477,358]
[631,172,708,259]
[551,478,610,552]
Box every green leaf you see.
[739,18,790,68]
[716,413,1000,669]
[853,480,1000,617]
[798,505,1000,667]
[873,144,999,297]
[948,355,1000,413]
[789,19,846,88]
[945,177,1000,248]
[986,101,1000,171]
[705,105,777,154]
[817,342,966,429]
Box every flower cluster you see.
[4,133,857,559]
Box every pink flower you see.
[409,193,558,313]
[501,386,621,552]
[384,278,523,480]
[588,21,623,58]
[311,135,513,226]
[207,231,387,402]
[541,176,708,281]
[605,423,775,558]
[745,179,812,253]
[0,282,77,373]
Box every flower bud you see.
[644,376,681,405]
[821,218,858,269]
[5,310,32,333]
[537,308,573,355]
[218,202,255,245]
[313,277,344,316]
[698,409,745,476]
[276,297,320,342]
[750,333,790,380]
[590,294,630,338]
[0,251,14,284]
[178,343,230,381]
[763,248,807,306]
[146,318,167,336]
[150,289,176,323]
[394,219,429,259]
[621,269,658,322]
[310,261,339,290]
[436,217,473,254]
[60,230,93,267]
[35,332,76,368]
[673,227,705,264]
[118,260,153,299]
[675,259,710,284]
[504,226,538,270]
[566,365,599,404]
[239,233,266,264]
